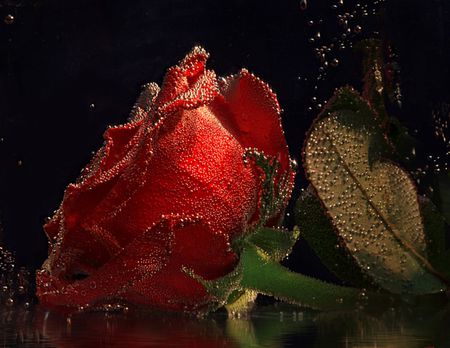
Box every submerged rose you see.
[37,47,295,312]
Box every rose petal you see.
[129,82,160,122]
[215,69,290,172]
[125,269,209,312]
[100,123,143,172]
[155,46,212,107]
[211,69,295,225]
[45,82,161,244]
[49,124,154,264]
[157,70,219,116]
[44,121,145,244]
[38,217,173,308]
[44,209,62,243]
[124,216,237,311]
[108,105,258,245]
[39,215,236,311]
[172,221,237,280]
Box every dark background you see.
[0,0,449,280]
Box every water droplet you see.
[4,14,14,25]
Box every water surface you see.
[1,303,448,347]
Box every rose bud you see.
[37,47,295,313]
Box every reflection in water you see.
[1,303,449,347]
[2,306,235,347]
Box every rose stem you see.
[240,246,390,311]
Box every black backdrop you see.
[0,0,449,281]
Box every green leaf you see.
[420,196,450,279]
[247,227,299,262]
[303,87,448,295]
[387,117,421,168]
[240,244,388,311]
[295,187,376,289]
[434,173,450,224]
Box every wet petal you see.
[44,209,62,243]
[38,217,173,308]
[216,69,290,171]
[46,82,161,244]
[172,220,238,280]
[155,46,218,111]
[124,216,237,311]
[109,106,258,244]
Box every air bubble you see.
[4,14,14,25]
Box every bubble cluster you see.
[300,0,386,113]
[430,103,450,173]
[1,246,32,309]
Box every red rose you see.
[37,47,294,312]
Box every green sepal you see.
[247,227,299,262]
[243,149,293,228]
[183,215,301,313]
[294,187,377,289]
[182,262,243,312]
[225,289,258,317]
[225,289,244,305]
[222,224,300,313]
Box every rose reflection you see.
[34,307,236,347]
[1,304,449,347]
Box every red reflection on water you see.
[33,307,236,348]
